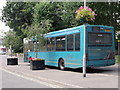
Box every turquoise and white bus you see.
[24,24,115,70]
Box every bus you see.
[24,24,115,70]
[0,47,6,55]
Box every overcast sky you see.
[0,0,10,38]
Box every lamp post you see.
[83,23,86,77]
[10,45,12,57]
[84,0,86,7]
[83,0,87,77]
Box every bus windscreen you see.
[88,33,112,44]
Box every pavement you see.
[0,55,119,88]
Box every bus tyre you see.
[59,59,65,70]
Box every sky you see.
[0,0,10,38]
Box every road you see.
[1,70,50,88]
[0,55,51,89]
[0,55,119,88]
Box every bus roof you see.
[45,25,84,36]
[45,24,114,38]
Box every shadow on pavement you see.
[45,65,118,74]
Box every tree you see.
[25,19,52,42]
[2,2,37,52]
[89,2,120,32]
[2,30,23,53]
[2,2,120,52]
[33,2,62,31]
[2,2,120,33]
[57,2,83,28]
[2,2,36,33]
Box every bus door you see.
[24,52,29,62]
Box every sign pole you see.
[83,0,87,77]
[10,45,12,57]
[84,0,86,7]
[83,23,86,77]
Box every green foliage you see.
[33,2,62,31]
[2,2,37,52]
[24,19,52,41]
[56,2,83,28]
[2,31,23,53]
[2,2,36,31]
[88,2,120,31]
[115,55,120,63]
[2,2,120,53]
[25,2,83,43]
[33,2,83,31]
[118,34,120,39]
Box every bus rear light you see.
[107,52,115,59]
[110,52,115,59]
[86,53,88,60]
[112,52,115,59]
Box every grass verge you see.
[115,55,120,63]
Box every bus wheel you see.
[59,59,65,70]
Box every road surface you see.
[0,55,119,88]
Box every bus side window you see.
[47,38,55,51]
[40,38,47,52]
[56,36,66,51]
[67,34,74,51]
[24,41,33,52]
[33,42,37,52]
[75,33,80,51]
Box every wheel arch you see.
[58,57,65,68]
[58,57,64,63]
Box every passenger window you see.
[67,34,74,51]
[24,41,33,52]
[56,36,66,51]
[75,33,80,51]
[47,38,55,51]
[40,38,47,52]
